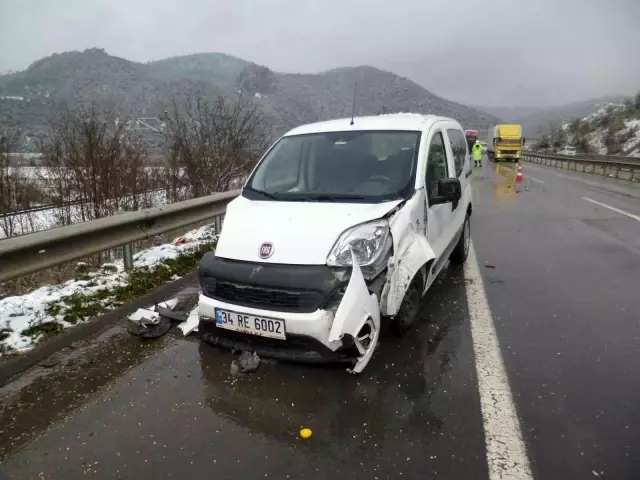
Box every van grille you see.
[203,280,324,313]
[500,150,518,155]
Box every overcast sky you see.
[1,0,638,107]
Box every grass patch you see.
[22,322,64,342]
[0,328,12,342]
[0,328,13,354]
[23,239,216,343]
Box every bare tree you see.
[40,101,155,226]
[166,92,268,199]
[0,124,44,237]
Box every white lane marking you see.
[583,197,640,223]
[464,244,533,480]
[529,176,545,184]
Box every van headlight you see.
[327,220,391,268]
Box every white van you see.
[198,114,473,373]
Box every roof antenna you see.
[350,80,358,126]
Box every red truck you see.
[465,130,479,152]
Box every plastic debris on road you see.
[127,307,172,339]
[300,428,312,439]
[127,299,178,338]
[177,307,199,336]
[127,294,201,339]
[128,307,160,324]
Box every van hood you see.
[215,196,403,265]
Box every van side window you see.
[425,132,450,202]
[447,129,467,177]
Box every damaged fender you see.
[328,252,381,373]
[382,194,436,316]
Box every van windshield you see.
[244,130,421,203]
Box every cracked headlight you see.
[327,219,391,268]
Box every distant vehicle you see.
[465,129,479,152]
[558,146,577,156]
[480,141,488,153]
[487,124,524,162]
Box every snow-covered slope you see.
[562,103,640,156]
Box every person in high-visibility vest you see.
[472,140,483,168]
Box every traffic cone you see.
[515,163,523,193]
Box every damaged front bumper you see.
[198,253,382,373]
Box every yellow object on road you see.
[300,428,312,439]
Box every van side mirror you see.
[430,178,462,206]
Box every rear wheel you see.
[450,214,470,265]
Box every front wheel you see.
[391,278,422,337]
[450,215,470,265]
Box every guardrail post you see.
[214,215,223,235]
[123,243,134,271]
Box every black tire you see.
[450,214,471,265]
[391,278,422,337]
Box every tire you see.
[391,278,422,337]
[450,214,470,265]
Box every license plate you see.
[214,308,286,340]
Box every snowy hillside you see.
[557,99,640,156]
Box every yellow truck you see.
[487,124,525,162]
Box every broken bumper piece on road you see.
[198,255,381,373]
[127,293,200,338]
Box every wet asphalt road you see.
[475,161,640,479]
[1,159,639,479]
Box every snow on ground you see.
[587,130,607,155]
[623,119,640,156]
[0,224,216,353]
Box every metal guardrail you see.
[0,190,240,283]
[522,152,640,181]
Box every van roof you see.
[284,113,455,136]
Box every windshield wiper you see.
[299,194,368,202]
[244,188,372,202]
[243,186,280,200]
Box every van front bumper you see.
[198,295,356,363]
[197,253,384,371]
